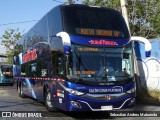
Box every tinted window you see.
[1,65,13,78]
[62,5,129,38]
[21,60,48,77]
[22,16,48,52]
[47,6,63,36]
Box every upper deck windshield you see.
[67,45,134,84]
[62,5,129,39]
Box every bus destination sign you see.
[76,28,124,37]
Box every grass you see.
[137,88,160,102]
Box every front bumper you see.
[66,93,135,111]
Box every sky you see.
[0,0,82,54]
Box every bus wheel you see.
[45,89,56,111]
[18,82,25,98]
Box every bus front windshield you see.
[1,65,13,78]
[67,45,134,83]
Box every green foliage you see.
[82,0,160,38]
[0,28,23,64]
[139,87,160,101]
[82,0,120,9]
[6,50,14,64]
[128,0,160,38]
[67,0,75,4]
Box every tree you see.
[67,0,75,4]
[128,0,160,38]
[83,0,120,9]
[82,0,160,38]
[0,28,23,64]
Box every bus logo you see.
[105,95,111,100]
[22,49,37,63]
[89,40,118,46]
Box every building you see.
[0,54,7,63]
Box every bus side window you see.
[52,53,57,74]
[21,65,26,77]
[26,64,31,77]
[57,56,64,75]
[31,63,37,77]
[41,61,48,77]
[51,53,65,75]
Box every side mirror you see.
[50,37,63,52]
[56,32,71,54]
[130,36,152,57]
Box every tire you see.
[45,89,57,112]
[18,82,25,98]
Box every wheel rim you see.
[20,87,23,95]
[18,86,20,94]
[46,92,53,108]
[18,85,21,94]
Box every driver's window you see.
[122,49,132,76]
[57,56,64,75]
[51,52,65,76]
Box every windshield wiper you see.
[74,50,87,71]
[75,78,84,84]
[104,68,108,81]
[102,76,108,81]
[74,50,99,82]
[98,68,108,81]
[115,75,131,79]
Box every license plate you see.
[101,105,113,110]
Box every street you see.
[0,85,159,120]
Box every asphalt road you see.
[0,85,159,120]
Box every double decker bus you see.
[0,64,13,85]
[13,4,151,111]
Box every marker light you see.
[70,101,81,108]
[126,88,135,94]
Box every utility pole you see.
[120,0,142,97]
[120,0,131,35]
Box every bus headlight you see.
[66,88,84,96]
[59,83,84,96]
